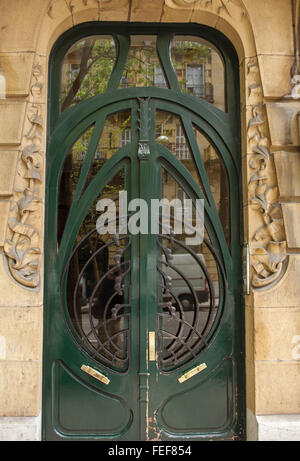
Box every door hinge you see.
[242,243,250,295]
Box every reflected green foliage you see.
[61,38,116,111]
[171,41,210,64]
[120,41,164,88]
[61,37,212,110]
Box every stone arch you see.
[3,0,288,293]
[38,1,256,59]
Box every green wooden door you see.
[42,25,245,441]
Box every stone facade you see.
[0,0,299,441]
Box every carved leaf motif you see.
[31,83,43,97]
[267,241,286,267]
[169,0,244,15]
[8,217,38,240]
[251,144,270,162]
[264,185,278,205]
[29,113,43,127]
[251,197,267,213]
[249,155,263,170]
[268,202,283,221]
[253,227,269,242]
[4,239,19,263]
[24,167,41,182]
[247,60,259,74]
[21,145,42,182]
[4,61,43,289]
[248,114,265,129]
[251,239,286,287]
[248,84,261,96]
[266,220,285,242]
[18,262,39,277]
[249,169,269,184]
[247,72,287,289]
[22,144,40,161]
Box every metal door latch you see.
[81,364,110,385]
[178,363,207,383]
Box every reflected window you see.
[120,127,131,147]
[119,35,167,89]
[186,64,205,97]
[154,64,167,88]
[171,36,225,110]
[175,124,190,160]
[60,34,225,111]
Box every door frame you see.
[43,22,245,440]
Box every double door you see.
[43,30,245,440]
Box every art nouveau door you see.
[42,27,245,441]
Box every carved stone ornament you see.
[4,63,43,289]
[47,0,129,18]
[46,0,247,19]
[246,59,287,289]
[32,1,287,292]
[168,0,247,16]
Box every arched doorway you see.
[42,23,245,441]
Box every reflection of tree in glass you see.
[171,41,210,64]
[60,38,213,331]
[61,37,212,110]
[120,43,160,87]
[61,38,116,111]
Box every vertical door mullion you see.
[135,98,159,440]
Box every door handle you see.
[81,364,110,385]
[178,363,207,383]
[148,331,156,361]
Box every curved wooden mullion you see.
[107,34,131,90]
[71,115,106,205]
[156,33,181,93]
[57,149,131,271]
[152,95,232,163]
[180,117,216,210]
[157,144,231,273]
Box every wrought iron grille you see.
[156,231,226,372]
[61,224,131,372]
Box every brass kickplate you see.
[81,365,110,385]
[178,363,207,383]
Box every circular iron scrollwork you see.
[157,231,227,372]
[61,224,131,373]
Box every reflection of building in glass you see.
[120,127,131,147]
[60,36,228,288]
[61,35,225,111]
